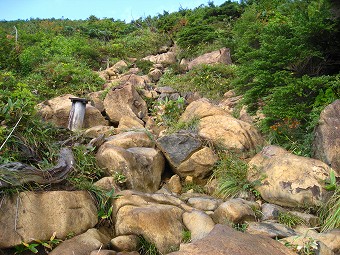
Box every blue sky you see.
[0,0,229,22]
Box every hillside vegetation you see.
[0,1,339,184]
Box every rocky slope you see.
[0,47,339,255]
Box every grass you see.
[278,212,305,228]
[212,151,260,199]
[138,236,160,255]
[182,230,191,243]
[166,117,200,134]
[319,184,340,232]
[158,64,237,100]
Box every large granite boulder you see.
[156,131,217,179]
[105,130,155,149]
[247,145,333,207]
[186,48,232,70]
[167,224,296,255]
[96,144,164,193]
[179,98,230,122]
[142,51,177,65]
[0,191,98,248]
[212,198,259,225]
[37,94,108,128]
[113,191,184,254]
[198,115,263,153]
[49,228,110,255]
[313,99,340,174]
[103,84,147,125]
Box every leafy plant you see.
[14,232,61,254]
[324,170,337,191]
[151,96,186,127]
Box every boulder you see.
[167,174,182,194]
[198,115,263,153]
[37,94,108,128]
[187,197,222,211]
[96,145,164,193]
[49,228,110,255]
[261,203,286,221]
[117,115,144,130]
[88,90,105,112]
[156,131,202,168]
[157,131,216,178]
[103,84,148,124]
[118,74,148,89]
[110,235,140,252]
[94,177,121,193]
[177,147,218,179]
[84,125,116,138]
[148,68,163,82]
[212,199,258,225]
[142,51,177,65]
[182,210,215,242]
[105,130,155,149]
[246,222,297,239]
[114,191,184,254]
[247,145,333,208]
[187,48,232,70]
[179,98,230,122]
[112,60,128,73]
[0,191,98,248]
[167,224,296,255]
[313,99,340,174]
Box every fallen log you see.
[0,148,74,188]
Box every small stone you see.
[168,175,182,194]
[111,235,140,252]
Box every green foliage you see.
[182,230,191,243]
[68,144,105,185]
[113,28,170,58]
[135,59,154,75]
[278,212,305,228]
[159,64,237,100]
[15,232,61,254]
[166,117,200,134]
[319,184,340,232]
[151,96,186,127]
[232,222,248,232]
[212,152,260,199]
[232,0,340,155]
[24,57,104,99]
[182,182,206,194]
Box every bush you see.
[232,0,340,155]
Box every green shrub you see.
[113,28,170,58]
[135,59,154,75]
[232,0,340,156]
